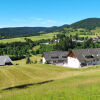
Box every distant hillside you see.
[0,27,48,38]
[1,18,100,39]
[70,18,100,30]
[0,26,61,39]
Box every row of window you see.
[51,56,67,59]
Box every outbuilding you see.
[0,56,13,66]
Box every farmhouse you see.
[0,56,13,66]
[42,51,68,65]
[67,48,100,68]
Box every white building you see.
[66,48,100,68]
[0,56,13,66]
[42,51,68,65]
[42,48,100,68]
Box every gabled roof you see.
[71,48,100,62]
[0,56,13,65]
[43,51,68,61]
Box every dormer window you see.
[85,55,94,58]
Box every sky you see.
[0,0,100,27]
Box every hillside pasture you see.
[0,57,100,100]
[0,32,58,43]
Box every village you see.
[1,47,100,69]
[0,33,100,69]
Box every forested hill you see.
[0,27,47,38]
[0,26,61,39]
[70,18,100,30]
[1,18,100,39]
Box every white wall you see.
[42,57,46,64]
[67,57,81,68]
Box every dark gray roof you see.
[43,51,68,61]
[72,48,100,62]
[0,56,13,65]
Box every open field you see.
[0,56,100,100]
[0,32,58,43]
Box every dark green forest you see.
[70,18,100,30]
[0,26,59,39]
[0,27,47,38]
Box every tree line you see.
[0,38,50,60]
[37,34,100,54]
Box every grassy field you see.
[0,32,58,43]
[0,56,100,100]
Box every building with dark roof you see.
[0,56,13,66]
[42,51,68,65]
[67,48,100,68]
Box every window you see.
[62,56,67,58]
[97,54,100,56]
[85,55,94,58]
[51,56,59,59]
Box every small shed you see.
[0,56,13,66]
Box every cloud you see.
[29,17,57,26]
[46,20,56,23]
[42,19,57,25]
[1,17,65,28]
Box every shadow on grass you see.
[2,80,54,91]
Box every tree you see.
[75,33,79,40]
[26,56,31,64]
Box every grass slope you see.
[0,32,58,43]
[0,57,100,100]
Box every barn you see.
[67,48,100,68]
[0,56,13,66]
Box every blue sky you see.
[0,0,100,27]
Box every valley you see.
[0,18,100,100]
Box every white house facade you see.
[67,48,100,68]
[42,57,46,64]
[67,57,81,68]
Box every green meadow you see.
[0,32,58,43]
[0,56,100,100]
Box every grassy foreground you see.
[0,57,100,100]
